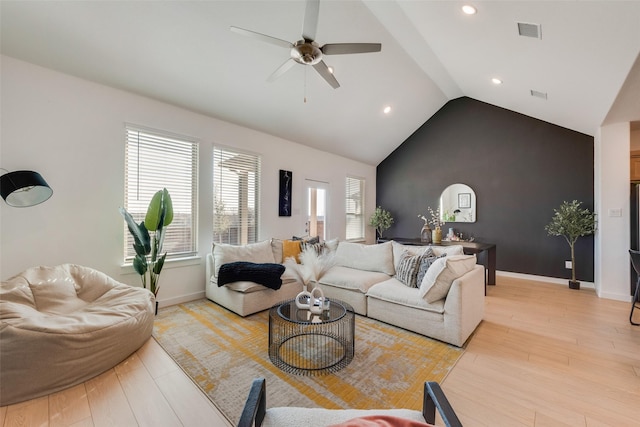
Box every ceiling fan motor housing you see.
[291,40,322,65]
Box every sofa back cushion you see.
[212,240,275,277]
[334,241,394,276]
[419,254,477,303]
[431,245,464,257]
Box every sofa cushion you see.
[392,241,431,271]
[319,266,391,293]
[271,238,284,263]
[335,241,394,275]
[415,254,446,289]
[263,408,427,427]
[395,251,422,288]
[431,245,464,257]
[212,240,275,277]
[419,255,477,303]
[218,262,286,290]
[282,240,302,263]
[367,278,445,314]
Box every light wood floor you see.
[2,276,638,426]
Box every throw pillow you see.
[328,415,434,427]
[415,253,446,288]
[282,239,302,263]
[292,235,320,244]
[395,250,422,288]
[217,262,286,290]
[419,255,477,303]
[301,240,326,255]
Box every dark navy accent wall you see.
[376,97,594,281]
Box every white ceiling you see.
[2,1,639,165]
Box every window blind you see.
[345,176,365,241]
[213,146,261,245]
[124,125,198,260]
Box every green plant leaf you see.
[153,253,166,274]
[120,207,151,254]
[145,188,174,231]
[133,255,147,276]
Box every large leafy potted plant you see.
[369,206,394,240]
[120,188,174,302]
[545,200,596,290]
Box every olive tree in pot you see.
[369,206,394,241]
[120,188,173,310]
[545,200,596,290]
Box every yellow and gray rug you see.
[153,299,463,425]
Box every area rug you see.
[152,299,463,425]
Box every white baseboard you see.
[157,291,206,308]
[496,270,595,289]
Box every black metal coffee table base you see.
[268,298,355,375]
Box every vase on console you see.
[420,224,432,243]
[432,227,442,244]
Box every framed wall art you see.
[279,170,292,216]
[458,192,471,209]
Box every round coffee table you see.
[269,298,355,375]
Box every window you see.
[213,146,261,245]
[124,125,198,260]
[345,176,365,241]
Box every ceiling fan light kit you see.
[230,0,381,89]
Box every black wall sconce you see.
[0,170,53,207]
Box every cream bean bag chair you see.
[0,264,155,406]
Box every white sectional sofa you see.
[206,239,485,347]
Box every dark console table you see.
[379,238,497,287]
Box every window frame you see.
[123,124,199,261]
[345,175,365,241]
[212,145,261,245]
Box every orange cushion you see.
[328,415,434,427]
[282,240,302,263]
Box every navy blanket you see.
[218,262,286,290]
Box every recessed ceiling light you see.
[462,5,477,15]
[383,106,392,114]
[492,78,503,85]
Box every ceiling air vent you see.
[517,22,542,39]
[530,90,548,100]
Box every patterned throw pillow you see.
[416,253,446,288]
[395,250,422,288]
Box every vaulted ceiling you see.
[2,1,639,165]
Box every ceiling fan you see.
[230,0,381,89]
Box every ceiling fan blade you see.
[322,43,382,55]
[302,0,320,41]
[267,59,296,82]
[230,26,293,49]
[312,60,340,89]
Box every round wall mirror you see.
[440,183,476,223]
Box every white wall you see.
[0,56,377,306]
[595,122,631,301]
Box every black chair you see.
[629,250,640,326]
[238,377,463,427]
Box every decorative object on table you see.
[278,169,292,216]
[120,188,173,304]
[284,247,335,312]
[418,214,432,243]
[369,206,394,240]
[423,206,445,244]
[0,169,53,207]
[545,200,597,290]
